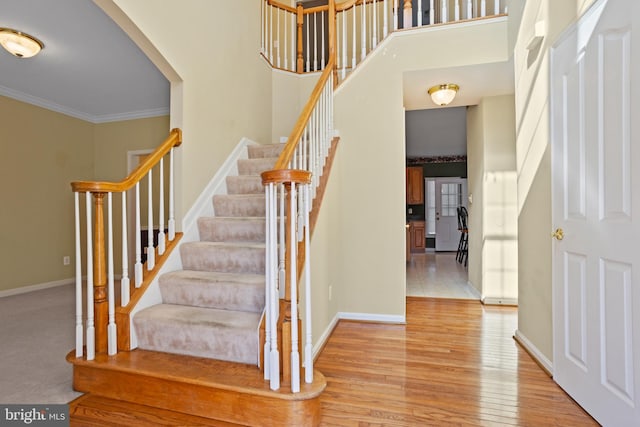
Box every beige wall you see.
[0,96,94,292]
[325,19,510,318]
[514,0,596,361]
[110,0,272,227]
[466,102,485,293]
[0,95,168,293]
[466,95,517,300]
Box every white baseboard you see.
[312,314,340,361]
[0,278,74,298]
[482,296,518,306]
[514,329,553,376]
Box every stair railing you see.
[262,0,506,82]
[261,0,336,391]
[70,128,182,360]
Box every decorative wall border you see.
[407,155,467,165]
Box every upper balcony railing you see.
[261,0,507,82]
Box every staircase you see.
[68,142,326,427]
[132,143,283,365]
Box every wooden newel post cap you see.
[261,169,312,186]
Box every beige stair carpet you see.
[134,143,284,365]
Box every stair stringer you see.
[127,137,260,349]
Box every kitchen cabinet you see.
[406,167,424,205]
[409,221,426,252]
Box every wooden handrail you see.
[266,0,297,14]
[71,128,182,193]
[273,56,335,171]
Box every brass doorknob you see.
[552,228,564,241]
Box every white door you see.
[551,0,640,425]
[435,178,466,251]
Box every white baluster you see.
[361,1,366,60]
[481,0,486,17]
[290,182,300,393]
[121,192,130,307]
[107,192,117,356]
[291,12,296,72]
[430,0,435,24]
[284,8,288,70]
[269,183,280,391]
[394,0,399,30]
[74,193,83,358]
[321,11,325,70]
[304,184,313,384]
[168,148,175,241]
[306,14,310,72]
[276,7,281,68]
[417,0,422,26]
[261,0,265,54]
[373,0,378,47]
[383,0,389,37]
[134,183,143,287]
[269,4,273,63]
[455,0,461,21]
[147,170,155,270]
[403,0,412,28]
[278,184,286,296]
[352,7,357,69]
[85,193,95,361]
[466,0,472,19]
[313,13,318,71]
[158,157,166,256]
[442,0,448,23]
[264,183,272,380]
[341,11,347,79]
[494,0,499,15]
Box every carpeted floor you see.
[0,283,82,404]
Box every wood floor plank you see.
[315,297,598,426]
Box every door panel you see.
[551,0,640,425]
[435,179,466,251]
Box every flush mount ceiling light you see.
[0,28,44,58]
[428,83,459,106]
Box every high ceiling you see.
[0,1,516,124]
[0,0,169,123]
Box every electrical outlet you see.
[63,256,70,266]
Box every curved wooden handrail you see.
[262,169,312,185]
[71,128,182,193]
[271,56,335,172]
[266,0,297,14]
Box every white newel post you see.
[74,193,83,358]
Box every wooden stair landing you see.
[67,349,326,427]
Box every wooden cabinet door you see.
[406,167,424,204]
[410,221,425,252]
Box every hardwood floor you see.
[70,298,598,426]
[315,297,598,426]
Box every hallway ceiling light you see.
[428,83,459,106]
[0,28,44,58]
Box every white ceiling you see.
[402,59,515,111]
[0,0,169,123]
[0,1,514,125]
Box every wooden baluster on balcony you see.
[297,4,304,73]
[92,192,108,355]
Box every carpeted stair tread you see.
[134,304,260,364]
[226,175,264,194]
[237,158,279,175]
[213,194,265,217]
[159,270,265,313]
[180,241,265,274]
[197,216,265,243]
[248,143,285,159]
